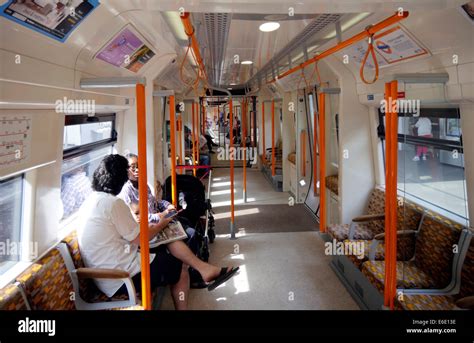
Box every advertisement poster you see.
[95,26,156,73]
[341,26,428,68]
[373,26,428,64]
[0,0,100,42]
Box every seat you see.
[59,231,141,310]
[396,233,474,310]
[327,187,386,241]
[361,214,465,293]
[345,199,424,268]
[0,282,30,310]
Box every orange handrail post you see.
[262,101,266,163]
[313,110,318,196]
[170,95,177,208]
[177,116,183,170]
[268,11,409,83]
[301,130,306,177]
[135,83,151,310]
[271,99,275,176]
[318,93,326,233]
[195,102,200,172]
[243,99,247,203]
[383,81,398,310]
[180,13,208,82]
[229,98,236,239]
[383,82,392,308]
[192,102,197,177]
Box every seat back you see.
[16,248,76,310]
[459,233,474,299]
[0,282,30,310]
[365,188,386,235]
[61,230,101,302]
[413,214,464,289]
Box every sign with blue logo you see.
[0,0,100,43]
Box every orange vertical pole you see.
[383,82,392,308]
[169,96,177,208]
[196,102,200,166]
[301,130,306,177]
[262,101,266,163]
[318,93,326,233]
[313,110,318,196]
[177,116,183,169]
[135,84,151,310]
[229,98,235,238]
[383,81,398,310]
[271,99,275,176]
[192,102,197,177]
[389,80,398,310]
[243,99,247,202]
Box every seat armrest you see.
[373,230,417,241]
[76,268,130,280]
[352,213,385,223]
[456,296,474,310]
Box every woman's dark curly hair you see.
[92,154,129,195]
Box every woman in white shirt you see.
[77,154,239,310]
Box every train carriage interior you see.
[0,0,473,337]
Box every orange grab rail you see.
[135,84,151,310]
[318,93,326,233]
[169,96,177,208]
[271,99,275,176]
[268,11,408,84]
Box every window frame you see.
[63,113,117,160]
[0,174,24,273]
[377,107,463,153]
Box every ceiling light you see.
[227,87,233,90]
[259,22,280,32]
[241,60,253,65]
[230,83,237,85]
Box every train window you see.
[61,114,117,221]
[0,175,24,274]
[378,108,469,222]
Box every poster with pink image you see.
[95,27,155,72]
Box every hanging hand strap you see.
[360,31,379,84]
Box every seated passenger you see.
[77,154,239,310]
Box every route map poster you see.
[0,0,100,42]
[95,26,156,73]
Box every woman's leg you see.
[167,240,223,282]
[170,264,189,310]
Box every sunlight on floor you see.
[212,181,231,188]
[213,207,260,220]
[212,197,256,207]
[210,189,235,196]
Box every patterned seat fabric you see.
[362,261,435,292]
[325,175,338,196]
[396,235,474,310]
[62,231,130,303]
[16,249,76,310]
[327,188,385,241]
[0,283,29,310]
[362,213,463,293]
[346,231,417,269]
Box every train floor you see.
[160,168,358,310]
